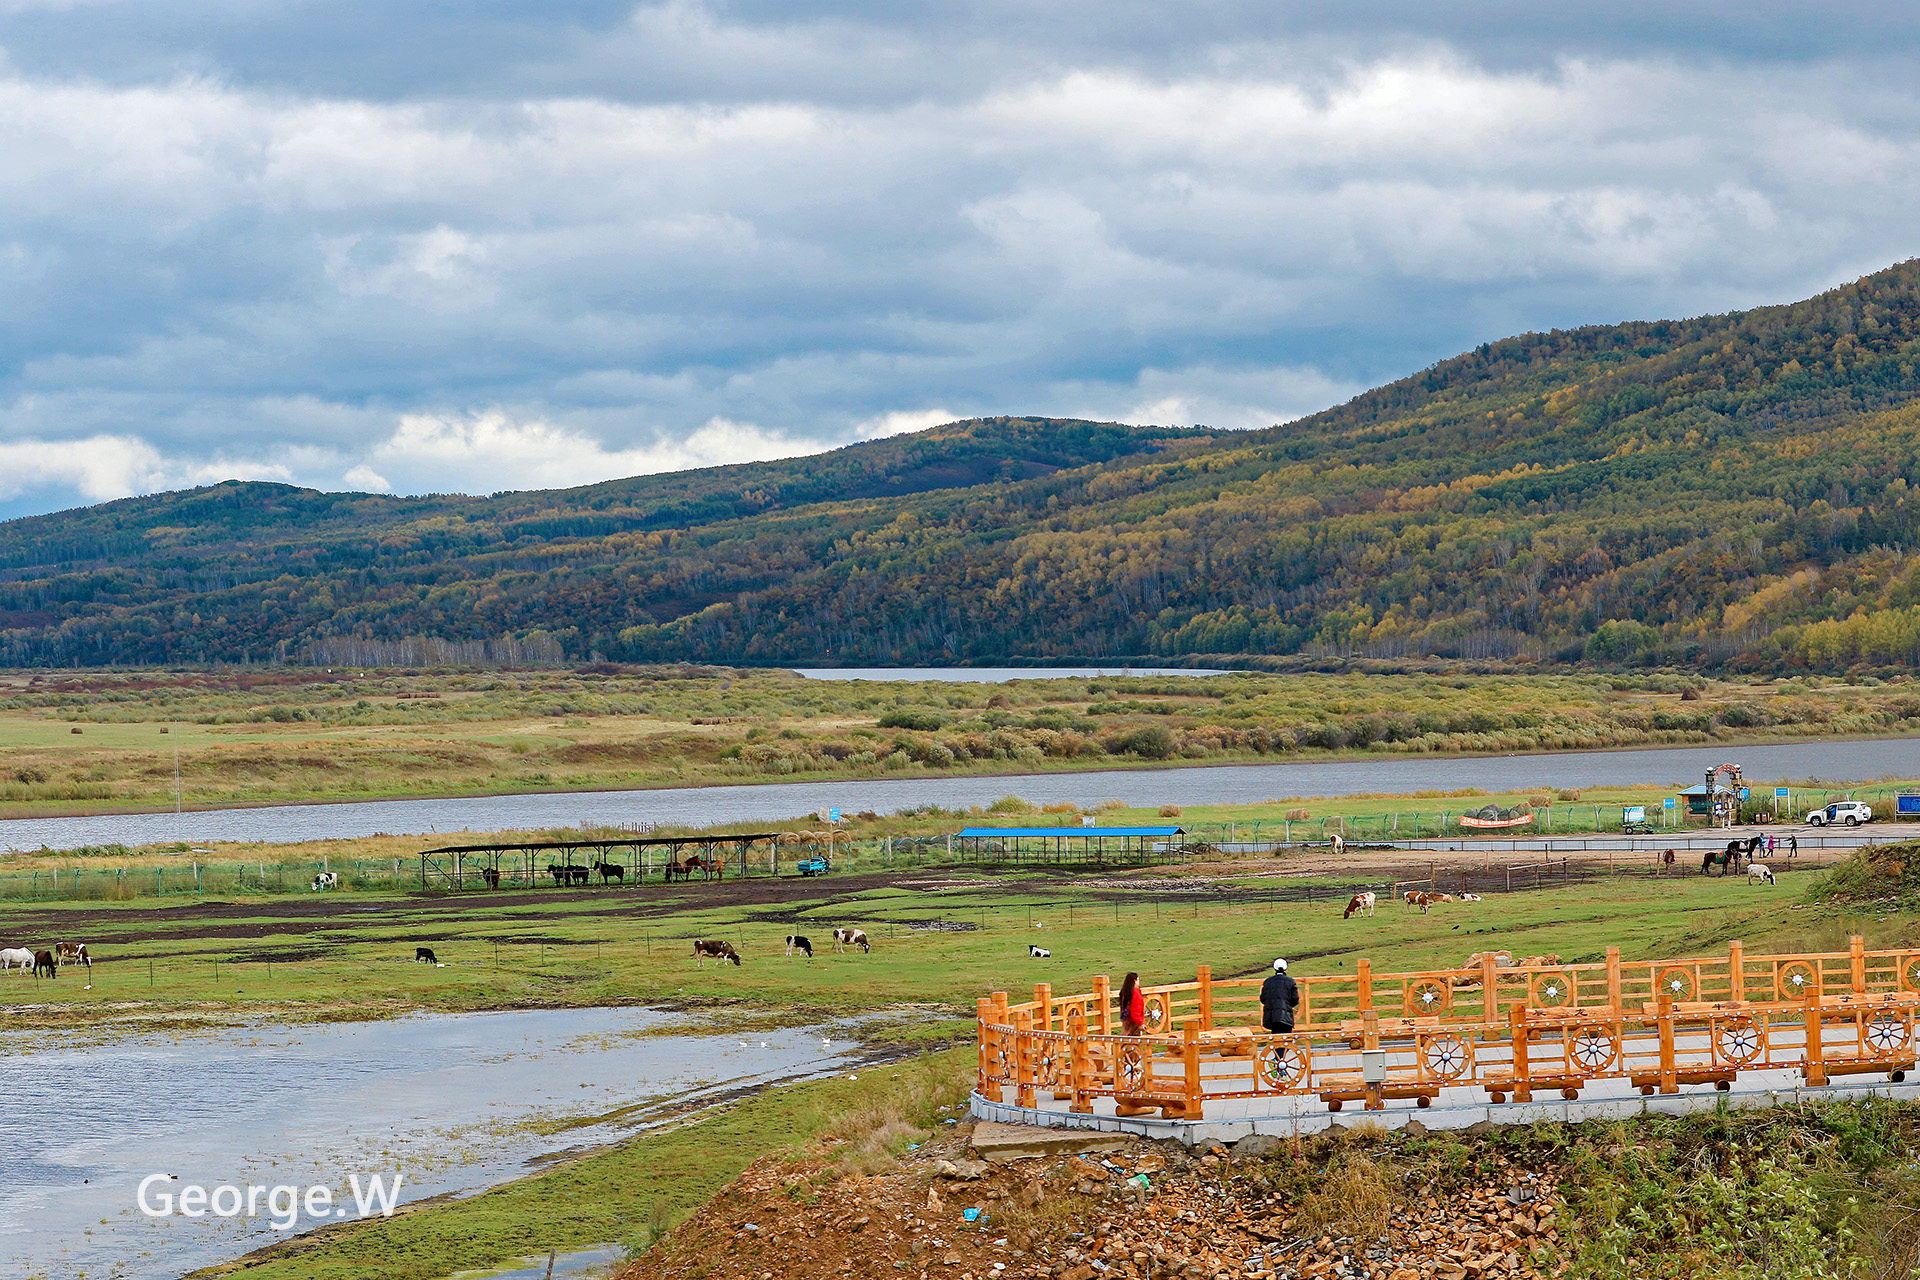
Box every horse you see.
[415,946,439,964]
[1342,891,1376,919]
[1700,847,1738,876]
[55,942,90,970]
[1748,863,1776,886]
[593,861,624,885]
[547,864,590,887]
[1662,848,1676,874]
[0,947,33,974]
[32,950,56,979]
[693,939,742,966]
[688,856,724,882]
[833,927,870,954]
[785,935,812,958]
[479,867,500,889]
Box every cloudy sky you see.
[0,2,1914,518]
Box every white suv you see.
[1808,801,1873,827]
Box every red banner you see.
[1459,812,1535,829]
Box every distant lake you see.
[791,666,1231,682]
[4,737,1920,853]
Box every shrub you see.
[1286,808,1311,820]
[1556,787,1582,801]
[877,708,948,731]
[1159,804,1183,817]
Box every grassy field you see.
[2,664,1919,818]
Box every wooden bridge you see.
[977,938,1919,1121]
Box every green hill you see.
[9,262,1920,670]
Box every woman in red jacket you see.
[1117,971,1146,1035]
[1114,971,1160,1117]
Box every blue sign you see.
[1623,805,1646,823]
[1776,787,1791,799]
[1663,797,1676,809]
[829,807,841,823]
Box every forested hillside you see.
[9,262,1920,671]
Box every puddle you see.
[0,1008,856,1280]
[450,1243,625,1279]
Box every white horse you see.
[1747,863,1776,886]
[0,947,34,973]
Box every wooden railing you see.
[976,939,1920,1120]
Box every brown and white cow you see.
[832,927,870,954]
[1342,891,1376,919]
[693,939,742,966]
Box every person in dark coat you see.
[1261,958,1299,1033]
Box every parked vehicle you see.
[795,857,832,876]
[1808,800,1873,827]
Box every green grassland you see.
[0,663,1916,819]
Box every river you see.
[3,738,1918,853]
[0,1007,858,1280]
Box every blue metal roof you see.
[955,826,1185,838]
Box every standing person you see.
[1766,833,1776,857]
[1113,971,1156,1117]
[1117,971,1147,1034]
[1261,959,1300,1034]
[1788,832,1799,859]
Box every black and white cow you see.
[311,872,339,891]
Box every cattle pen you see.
[973,937,1920,1140]
[416,833,781,890]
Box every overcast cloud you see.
[0,2,1915,517]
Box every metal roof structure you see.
[955,826,1185,838]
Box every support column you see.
[1068,1009,1093,1114]
[1197,965,1213,1030]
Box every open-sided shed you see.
[952,825,1186,865]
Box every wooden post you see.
[1181,1021,1204,1120]
[1197,965,1214,1031]
[1606,947,1623,1017]
[1034,983,1053,1033]
[1729,941,1745,1004]
[1068,1008,1093,1113]
[1851,935,1867,995]
[1092,974,1112,1035]
[1482,953,1502,1029]
[1357,958,1373,1013]
[1657,987,1678,1094]
[1363,1008,1383,1110]
[1510,1003,1532,1103]
[1805,984,1828,1086]
[1014,1008,1036,1108]
[977,997,995,1098]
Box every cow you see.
[1328,833,1346,855]
[1458,893,1483,902]
[694,939,742,966]
[1748,863,1776,886]
[55,942,90,970]
[832,927,871,954]
[1343,891,1377,919]
[1029,945,1050,958]
[415,946,439,964]
[785,935,813,958]
[32,949,56,979]
[0,947,33,974]
[310,872,339,891]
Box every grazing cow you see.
[32,949,56,979]
[415,946,439,964]
[593,861,625,885]
[693,939,742,966]
[55,942,90,970]
[833,927,871,954]
[785,935,813,959]
[1405,890,1430,912]
[310,872,338,891]
[1748,863,1776,886]
[1029,945,1050,958]
[0,947,33,973]
[1342,891,1377,920]
[479,867,501,889]
[1328,833,1346,855]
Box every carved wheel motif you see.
[1568,1025,1619,1073]
[1117,1045,1146,1091]
[1899,954,1920,993]
[1257,1041,1309,1091]
[1866,1012,1911,1055]
[1142,994,1170,1032]
[1035,1043,1063,1089]
[1408,978,1450,1016]
[1778,962,1820,1001]
[988,1038,1013,1082]
[1656,967,1698,1002]
[1531,970,1576,1009]
[1712,1015,1763,1066]
[1420,1032,1472,1081]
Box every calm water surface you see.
[0,1007,856,1280]
[5,739,1920,852]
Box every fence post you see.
[1034,982,1053,1033]
[1851,935,1866,994]
[1356,958,1373,1013]
[1092,974,1111,1035]
[1068,1008,1093,1114]
[1510,1003,1532,1103]
[1657,987,1678,1094]
[1014,1008,1036,1108]
[1805,983,1827,1086]
[1729,940,1745,1003]
[1181,1021,1204,1120]
[1363,1008,1383,1110]
[976,997,994,1098]
[1483,954,1501,1029]
[1197,965,1213,1030]
[1606,947,1623,1017]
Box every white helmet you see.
[1273,958,1288,972]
